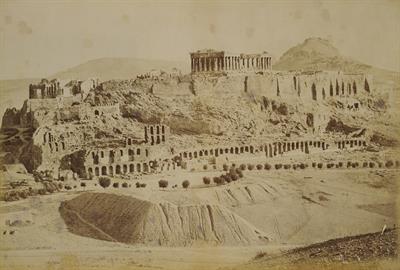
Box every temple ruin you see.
[190,49,272,74]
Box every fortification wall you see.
[191,71,372,106]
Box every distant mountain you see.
[274,37,373,72]
[50,57,189,81]
[0,57,188,115]
[274,37,400,95]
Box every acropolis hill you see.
[0,38,398,252]
[3,37,394,177]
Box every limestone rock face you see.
[59,192,269,246]
[1,108,21,127]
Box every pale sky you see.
[0,0,399,79]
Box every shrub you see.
[299,163,306,169]
[203,164,208,170]
[240,164,247,170]
[264,163,271,170]
[312,162,316,168]
[214,177,224,185]
[327,163,334,169]
[369,162,375,168]
[223,164,229,171]
[347,161,352,168]
[283,164,291,169]
[275,164,282,170]
[58,183,63,189]
[229,168,236,175]
[182,180,190,189]
[396,161,400,168]
[140,183,146,188]
[352,162,358,168]
[73,185,77,189]
[158,179,168,188]
[18,190,28,199]
[113,182,119,188]
[38,189,46,195]
[256,164,263,170]
[99,177,111,188]
[385,160,394,168]
[238,171,244,178]
[235,168,242,174]
[4,191,19,201]
[317,163,323,169]
[224,174,232,183]
[231,174,238,181]
[213,176,220,184]
[122,182,128,188]
[80,182,86,187]
[247,164,254,170]
[203,177,211,185]
[363,162,368,168]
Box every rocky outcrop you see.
[59,193,269,246]
[1,107,21,127]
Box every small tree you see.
[203,177,211,185]
[224,174,232,183]
[213,176,220,184]
[113,182,119,188]
[159,179,168,188]
[369,162,375,168]
[231,174,238,181]
[80,182,86,187]
[99,177,111,188]
[223,164,229,171]
[240,164,247,170]
[248,164,254,170]
[140,183,147,188]
[122,182,128,188]
[264,163,271,170]
[203,164,208,170]
[136,182,141,188]
[256,164,263,170]
[182,180,190,189]
[283,164,291,169]
[385,160,394,168]
[275,164,282,170]
[238,171,244,178]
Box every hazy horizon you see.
[1,0,400,80]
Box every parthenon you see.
[190,49,272,74]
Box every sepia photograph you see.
[0,0,399,269]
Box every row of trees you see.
[205,165,245,186]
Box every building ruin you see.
[190,49,272,74]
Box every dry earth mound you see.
[59,192,269,246]
[229,229,397,270]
